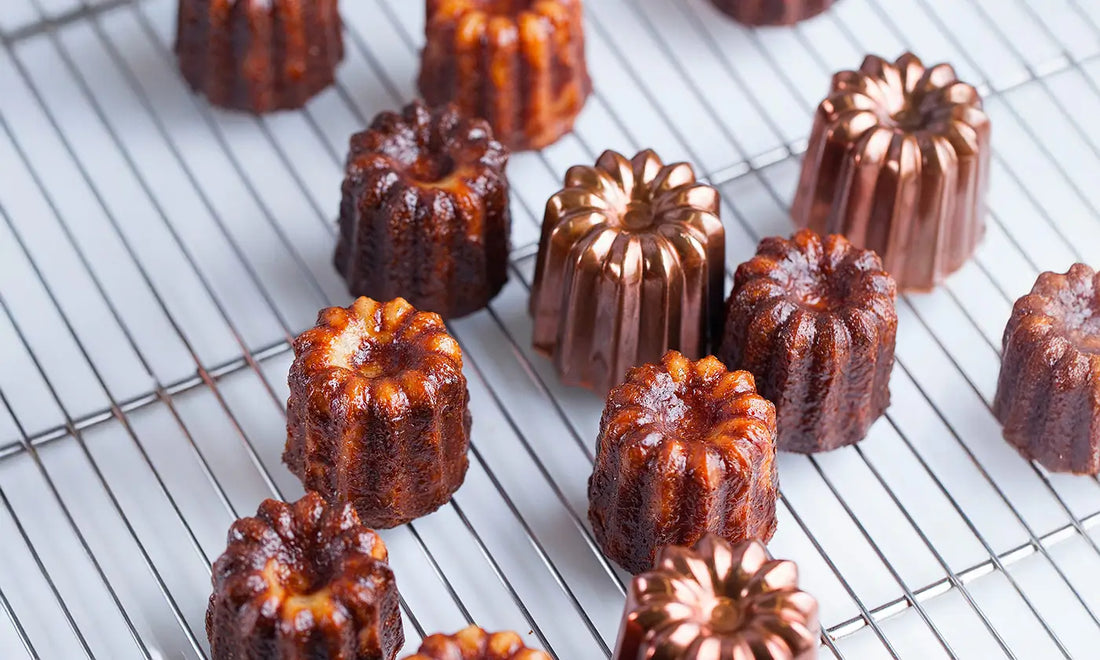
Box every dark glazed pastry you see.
[284,297,471,528]
[175,0,343,113]
[615,535,820,660]
[994,264,1100,474]
[207,493,403,660]
[710,0,835,26]
[403,626,550,660]
[335,101,510,320]
[718,231,897,453]
[792,53,991,291]
[588,351,778,574]
[530,150,725,394]
[419,0,591,150]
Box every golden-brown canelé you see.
[615,535,820,660]
[175,0,343,113]
[403,626,550,660]
[530,150,725,394]
[335,101,510,320]
[792,53,991,291]
[718,231,897,453]
[419,0,592,150]
[588,351,778,575]
[284,297,471,528]
[710,0,835,25]
[994,264,1100,474]
[207,493,403,660]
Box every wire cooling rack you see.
[1,0,1099,657]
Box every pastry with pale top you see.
[403,626,549,660]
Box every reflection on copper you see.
[791,52,991,292]
[615,535,820,659]
[709,0,836,26]
[529,150,725,394]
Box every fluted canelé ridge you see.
[792,52,991,291]
[335,101,511,320]
[284,297,471,528]
[530,149,725,394]
[403,626,551,660]
[588,351,778,575]
[994,264,1100,474]
[206,494,403,660]
[709,0,835,26]
[419,0,591,150]
[615,535,820,660]
[175,0,344,113]
[718,231,897,453]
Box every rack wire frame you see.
[0,0,1099,657]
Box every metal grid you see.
[0,0,1098,657]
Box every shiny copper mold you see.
[335,101,510,320]
[207,493,404,660]
[419,0,592,151]
[284,297,471,528]
[615,534,820,660]
[718,230,897,453]
[175,0,344,113]
[994,264,1100,474]
[588,351,778,575]
[530,150,725,394]
[404,625,550,659]
[792,52,991,291]
[709,0,836,26]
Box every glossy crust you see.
[588,351,778,574]
[419,0,592,150]
[530,150,725,394]
[284,297,471,528]
[709,0,835,26]
[403,626,550,660]
[206,494,403,660]
[718,231,897,453]
[616,535,820,660]
[335,101,511,320]
[792,53,991,291]
[175,0,343,113]
[994,264,1100,474]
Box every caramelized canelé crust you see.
[792,53,990,291]
[718,231,897,453]
[588,351,778,574]
[419,0,592,150]
[994,264,1100,474]
[335,101,511,320]
[530,150,725,394]
[207,494,403,660]
[404,626,550,660]
[616,535,820,660]
[709,0,835,26]
[284,297,471,528]
[175,0,343,113]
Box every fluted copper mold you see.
[994,264,1100,474]
[175,0,344,113]
[615,534,820,660]
[588,351,778,575]
[284,297,471,529]
[709,0,836,26]
[792,52,991,291]
[530,150,725,394]
[207,493,404,660]
[403,626,551,660]
[419,0,592,151]
[335,101,511,320]
[718,230,898,453]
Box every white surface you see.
[1,0,1099,657]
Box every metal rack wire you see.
[0,0,1098,657]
